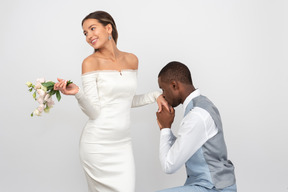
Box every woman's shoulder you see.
[83,53,98,64]
[123,52,138,61]
[82,54,100,74]
[121,52,138,69]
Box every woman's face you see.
[82,19,111,50]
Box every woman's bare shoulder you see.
[82,54,100,74]
[122,52,138,69]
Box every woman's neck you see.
[97,41,120,61]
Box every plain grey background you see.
[1,0,287,191]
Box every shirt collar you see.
[183,89,200,110]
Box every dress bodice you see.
[75,69,161,121]
[82,70,137,106]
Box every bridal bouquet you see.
[26,78,72,117]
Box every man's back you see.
[184,95,236,189]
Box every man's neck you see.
[180,85,195,104]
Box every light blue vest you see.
[184,95,236,189]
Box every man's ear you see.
[170,80,179,90]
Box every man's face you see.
[158,77,181,108]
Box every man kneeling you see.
[156,61,237,192]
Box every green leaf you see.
[42,82,55,87]
[49,90,56,96]
[56,91,61,101]
[46,86,54,91]
[31,112,34,117]
[33,91,36,99]
[67,80,73,86]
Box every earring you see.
[108,35,112,40]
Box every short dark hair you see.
[82,11,118,44]
[158,61,192,84]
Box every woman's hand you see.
[156,94,170,112]
[54,78,79,95]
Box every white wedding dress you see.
[75,70,160,192]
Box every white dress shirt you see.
[159,89,218,174]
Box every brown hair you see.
[82,11,118,44]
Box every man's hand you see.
[156,94,170,112]
[156,105,175,130]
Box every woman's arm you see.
[74,85,100,120]
[132,92,169,112]
[131,91,162,107]
[54,76,100,120]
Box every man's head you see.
[158,61,195,107]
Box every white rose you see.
[26,82,33,87]
[35,82,41,89]
[33,109,41,116]
[35,78,45,89]
[41,85,47,92]
[36,78,45,84]
[44,94,51,102]
[47,99,54,107]
[37,97,44,104]
[37,104,45,112]
[37,89,46,97]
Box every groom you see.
[156,61,237,191]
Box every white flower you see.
[40,85,47,92]
[26,82,33,87]
[47,99,54,108]
[44,94,51,102]
[35,78,45,89]
[37,89,46,97]
[37,104,45,112]
[35,82,41,89]
[33,109,41,116]
[27,77,73,117]
[46,94,55,107]
[36,78,45,84]
[37,97,44,104]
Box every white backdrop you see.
[1,0,287,191]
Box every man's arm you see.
[156,107,218,174]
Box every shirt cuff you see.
[161,128,172,135]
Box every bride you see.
[54,10,168,192]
